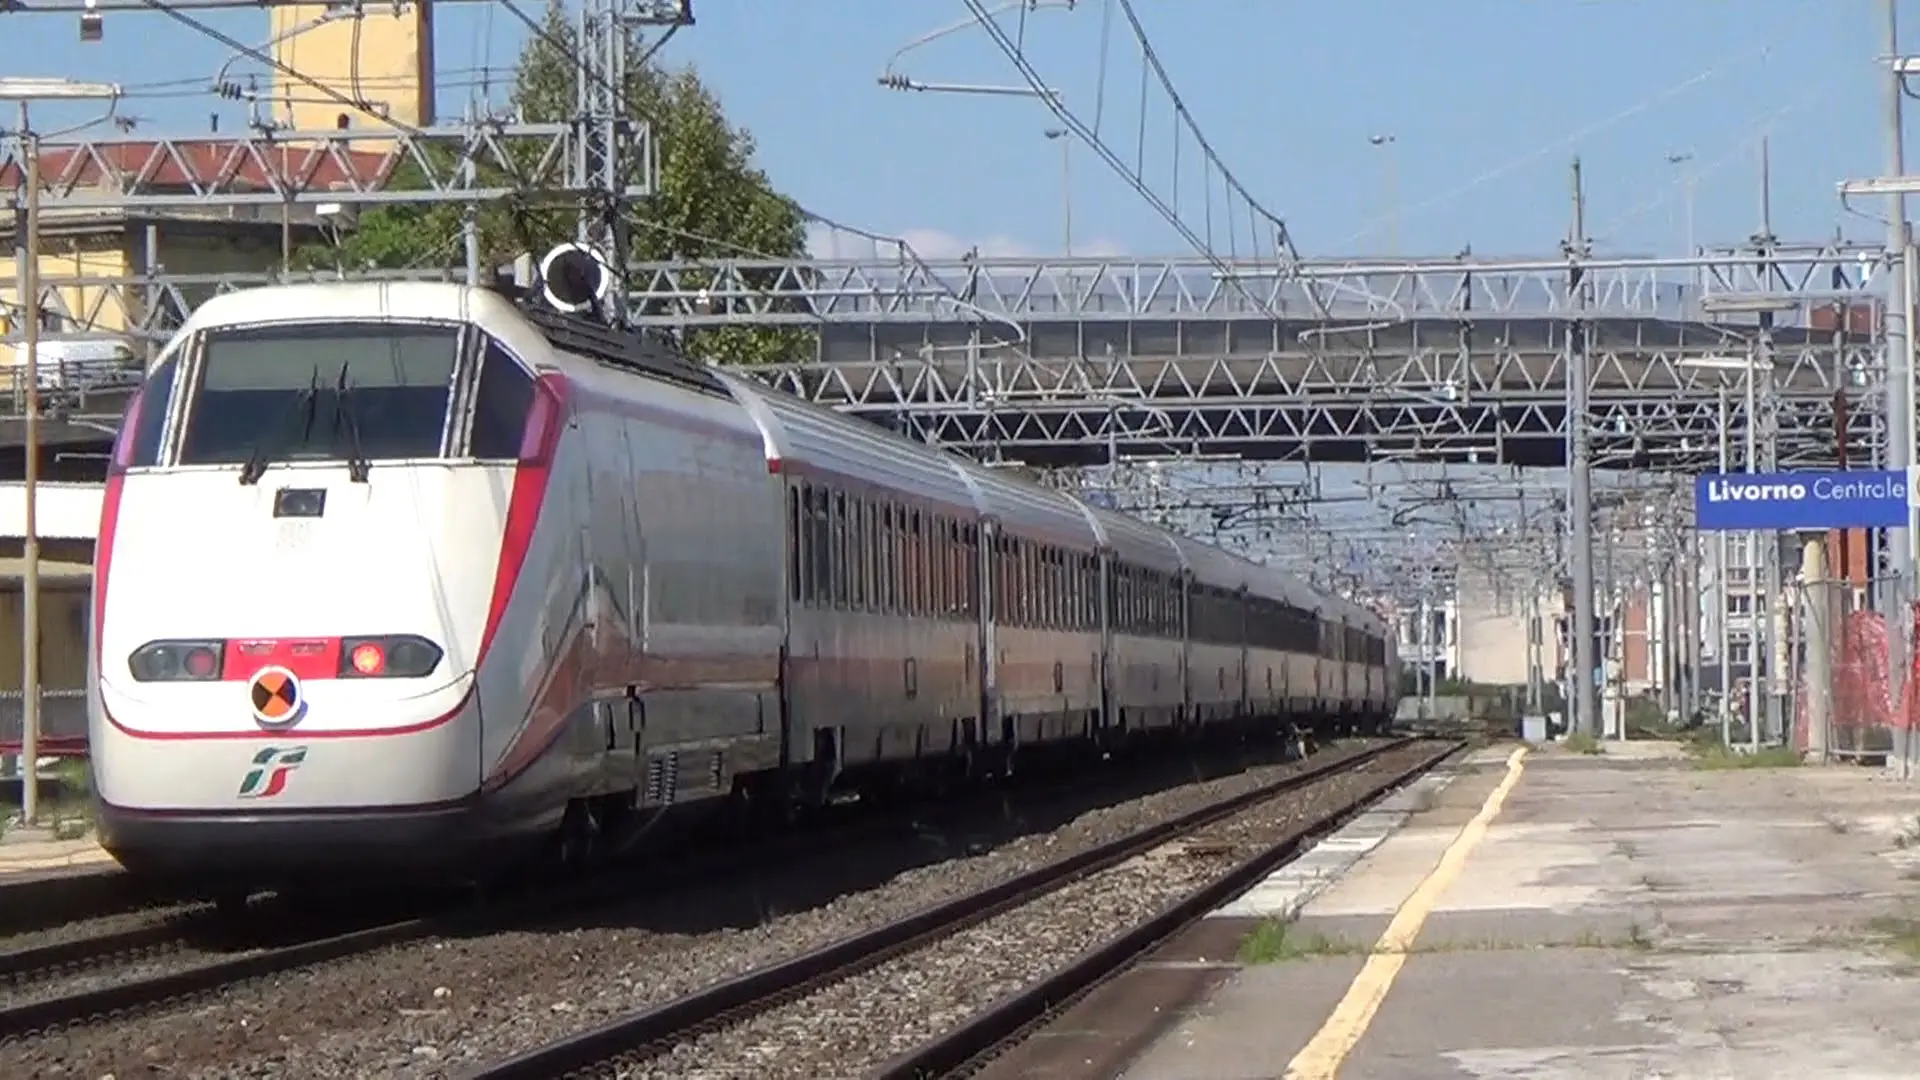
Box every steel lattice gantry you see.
[11,241,1885,470]
[620,242,1883,471]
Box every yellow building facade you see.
[0,214,304,369]
[268,2,436,132]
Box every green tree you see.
[304,1,810,366]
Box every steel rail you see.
[461,736,1439,1080]
[0,914,200,983]
[0,868,158,938]
[0,733,1332,1043]
[873,738,1464,1079]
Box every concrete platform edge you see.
[1209,744,1486,922]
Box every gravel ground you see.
[0,738,1388,1080]
[0,902,201,966]
[631,741,1440,1080]
[0,895,444,1016]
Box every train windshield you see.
[175,323,460,467]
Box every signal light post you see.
[2,77,120,826]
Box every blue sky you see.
[5,0,1901,261]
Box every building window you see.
[1725,594,1753,617]
[1725,535,1752,568]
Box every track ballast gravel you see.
[634,741,1440,1080]
[0,902,200,964]
[0,739,1388,1079]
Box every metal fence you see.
[1790,578,1912,763]
[0,357,141,418]
[0,688,89,757]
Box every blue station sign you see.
[1694,470,1912,532]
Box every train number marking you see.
[237,746,308,799]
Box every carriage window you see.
[830,491,849,609]
[850,497,868,612]
[876,503,890,614]
[806,485,831,606]
[113,356,180,471]
[787,487,803,602]
[910,510,927,616]
[469,340,537,459]
[936,517,952,617]
[177,323,459,466]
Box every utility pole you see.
[1882,0,1914,768]
[1,79,119,827]
[1567,158,1600,738]
[1371,133,1399,257]
[19,107,38,827]
[1716,384,1734,748]
[1756,136,1784,750]
[1044,128,1073,256]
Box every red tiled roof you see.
[0,138,397,194]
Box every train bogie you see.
[88,264,1400,891]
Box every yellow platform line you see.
[1283,745,1530,1080]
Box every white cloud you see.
[897,228,1036,259]
[804,222,1125,260]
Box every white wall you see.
[0,482,103,541]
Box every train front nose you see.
[92,630,489,877]
[88,466,506,884]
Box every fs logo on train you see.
[237,746,308,800]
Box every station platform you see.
[0,827,113,878]
[994,740,1920,1080]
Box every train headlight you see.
[338,635,443,679]
[128,640,226,682]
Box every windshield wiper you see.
[332,363,372,484]
[238,367,322,486]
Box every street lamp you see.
[1369,133,1398,256]
[1043,128,1071,257]
[1680,349,1782,753]
[1,77,120,828]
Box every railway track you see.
[461,736,1459,1080]
[0,867,167,939]
[0,733,1342,1053]
[0,892,460,1040]
[0,809,932,1045]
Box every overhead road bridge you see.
[1,242,1884,472]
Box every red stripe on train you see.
[475,373,568,667]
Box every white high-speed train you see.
[88,247,1398,889]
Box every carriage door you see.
[1179,571,1195,723]
[1340,618,1353,705]
[1236,585,1251,716]
[1096,548,1115,732]
[978,518,1001,745]
[1314,609,1328,707]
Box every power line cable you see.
[956,0,1328,320]
[136,0,424,134]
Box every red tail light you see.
[338,635,443,679]
[349,642,386,675]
